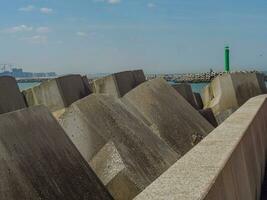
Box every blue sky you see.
[0,0,267,74]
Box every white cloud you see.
[22,35,48,44]
[147,3,156,8]
[36,27,51,33]
[76,32,88,37]
[18,5,35,12]
[108,0,121,4]
[93,0,121,4]
[4,25,33,33]
[40,7,53,14]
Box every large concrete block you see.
[202,72,266,123]
[134,95,267,200]
[92,70,146,97]
[23,75,90,112]
[0,106,112,200]
[0,76,26,114]
[173,83,198,109]
[194,92,204,109]
[123,78,214,155]
[59,94,178,200]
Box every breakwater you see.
[146,70,265,83]
[0,70,266,199]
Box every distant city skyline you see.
[0,0,267,74]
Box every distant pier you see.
[16,77,56,83]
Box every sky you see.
[0,0,267,74]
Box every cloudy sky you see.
[0,0,267,74]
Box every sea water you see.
[17,81,209,93]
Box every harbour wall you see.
[134,94,267,200]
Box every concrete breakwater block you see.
[59,94,178,200]
[193,92,204,109]
[123,78,214,156]
[23,75,90,112]
[92,70,146,97]
[0,106,113,200]
[198,108,218,127]
[0,76,26,114]
[202,72,266,122]
[172,83,198,109]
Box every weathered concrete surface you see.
[198,108,218,127]
[123,78,214,155]
[92,70,146,97]
[173,83,198,109]
[194,92,204,109]
[23,75,90,111]
[0,76,26,114]
[0,106,113,200]
[202,72,266,123]
[59,94,178,200]
[134,95,267,200]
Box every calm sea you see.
[18,81,267,94]
[17,81,209,93]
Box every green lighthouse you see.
[225,46,230,72]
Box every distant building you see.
[0,68,57,78]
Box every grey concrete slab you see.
[134,95,267,200]
[23,75,90,112]
[0,76,26,114]
[123,78,214,155]
[0,105,113,200]
[92,70,146,97]
[202,72,266,123]
[59,94,178,200]
[173,83,198,109]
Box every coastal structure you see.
[59,94,178,200]
[0,106,113,200]
[92,70,146,97]
[123,78,214,155]
[22,74,91,112]
[134,94,267,200]
[0,76,26,114]
[202,72,266,123]
[0,70,266,199]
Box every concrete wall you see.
[23,75,90,112]
[0,76,26,114]
[92,70,146,97]
[202,72,266,123]
[0,105,113,200]
[134,94,267,200]
[58,94,178,200]
[123,78,214,156]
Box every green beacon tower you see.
[224,46,230,72]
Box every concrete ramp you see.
[0,106,112,200]
[123,78,214,155]
[0,76,26,114]
[202,72,266,123]
[92,70,146,97]
[23,75,90,112]
[59,94,178,200]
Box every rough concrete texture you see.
[194,92,204,109]
[0,76,26,114]
[58,94,178,200]
[0,105,113,200]
[92,70,146,97]
[123,78,214,155]
[202,72,266,122]
[134,94,267,200]
[23,75,90,112]
[198,108,218,127]
[173,83,198,109]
